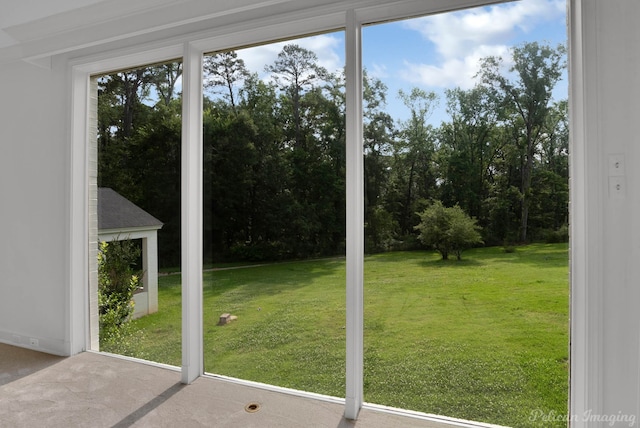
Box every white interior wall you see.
[588,1,640,418]
[0,57,69,355]
[1,0,640,422]
[569,0,640,421]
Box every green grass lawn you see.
[129,243,569,427]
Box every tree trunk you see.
[404,158,416,234]
[520,133,535,243]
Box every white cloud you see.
[368,63,390,79]
[236,43,281,75]
[399,0,564,88]
[406,0,564,58]
[237,33,343,79]
[400,44,510,89]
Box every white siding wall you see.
[88,77,99,351]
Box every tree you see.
[128,100,182,266]
[414,200,483,260]
[97,70,154,194]
[527,100,569,239]
[204,51,249,114]
[478,41,566,242]
[237,74,291,254]
[265,44,328,148]
[363,70,397,252]
[438,86,499,221]
[149,62,183,107]
[390,88,439,235]
[203,105,258,256]
[97,61,183,267]
[261,44,345,258]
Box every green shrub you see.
[545,224,569,243]
[98,239,144,354]
[414,200,483,260]
[503,245,517,253]
[502,239,517,253]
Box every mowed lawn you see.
[129,243,569,427]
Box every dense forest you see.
[97,41,567,268]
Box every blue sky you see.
[232,0,567,125]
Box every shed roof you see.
[98,188,163,231]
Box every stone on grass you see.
[218,313,238,325]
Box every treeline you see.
[97,41,567,267]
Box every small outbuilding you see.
[98,188,163,319]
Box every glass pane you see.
[362,3,569,426]
[96,61,183,366]
[202,32,347,397]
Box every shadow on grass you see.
[202,258,345,300]
[418,257,484,268]
[466,243,568,269]
[367,244,567,270]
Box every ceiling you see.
[0,0,317,64]
[0,0,120,49]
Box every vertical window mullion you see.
[344,8,364,420]
[181,41,204,384]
